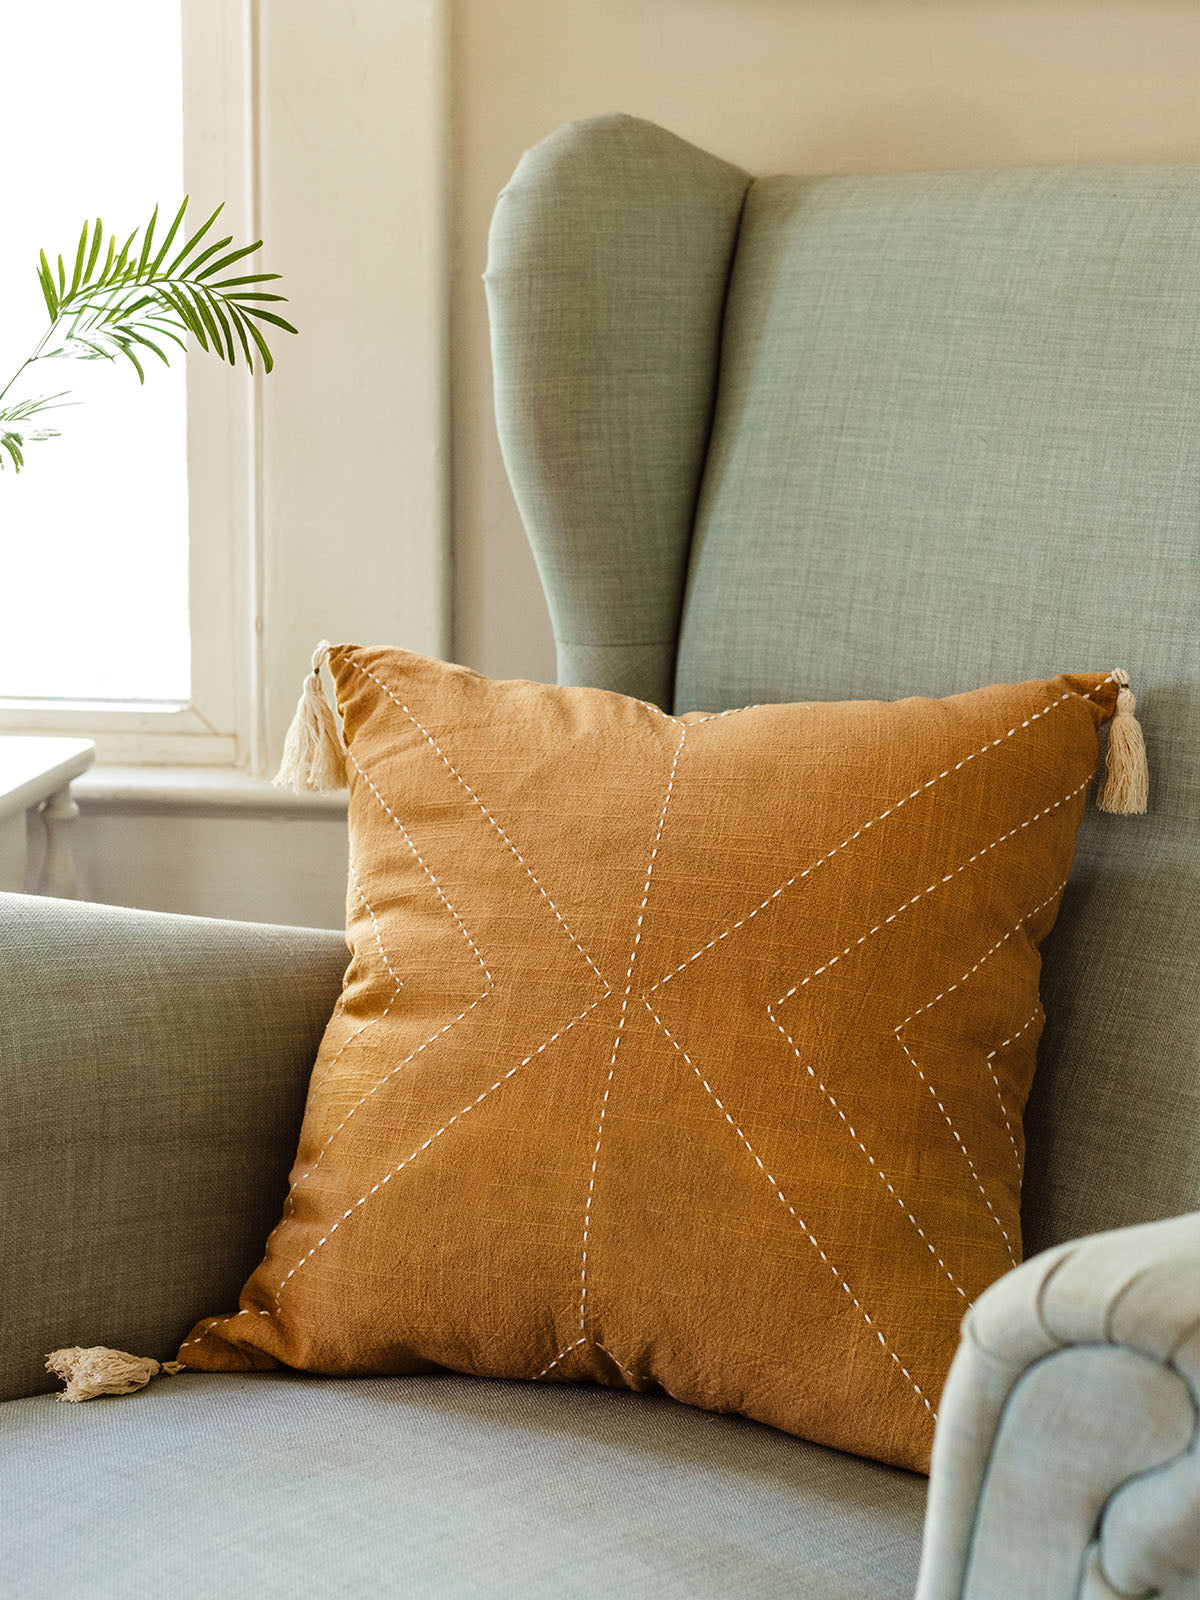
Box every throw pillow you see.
[176,648,1134,1472]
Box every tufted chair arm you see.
[916,1211,1200,1600]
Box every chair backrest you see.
[486,114,1200,1254]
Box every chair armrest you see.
[917,1212,1200,1600]
[0,893,346,1401]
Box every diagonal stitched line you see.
[987,1004,1041,1179]
[264,860,408,1255]
[646,679,1114,996]
[178,1306,273,1354]
[348,748,493,976]
[774,775,1093,1008]
[264,746,507,1309]
[280,758,499,1202]
[894,876,1073,1270]
[764,1000,968,1301]
[595,1341,639,1383]
[534,1338,641,1384]
[352,858,405,991]
[643,1001,937,1421]
[532,1336,586,1380]
[305,860,403,1104]
[343,659,610,990]
[272,991,612,1308]
[774,774,1091,1270]
[578,722,687,1339]
[626,696,768,726]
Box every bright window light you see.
[0,1,188,704]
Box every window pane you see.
[0,1,188,703]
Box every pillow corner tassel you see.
[45,1346,185,1403]
[1096,668,1149,816]
[272,640,348,794]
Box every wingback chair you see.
[2,115,1197,1600]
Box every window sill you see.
[75,765,348,815]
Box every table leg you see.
[36,784,82,899]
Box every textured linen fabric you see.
[0,892,346,1402]
[487,125,1200,1262]
[485,114,750,707]
[676,166,1200,743]
[183,647,1120,1473]
[1023,814,1200,1252]
[916,1212,1200,1600]
[0,1374,926,1600]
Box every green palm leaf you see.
[0,392,70,471]
[0,200,294,469]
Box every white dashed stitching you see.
[758,771,1088,1300]
[178,1306,272,1354]
[596,1342,639,1383]
[343,659,610,989]
[192,670,1114,1380]
[647,678,1114,995]
[304,860,404,1106]
[770,774,1088,1270]
[766,1003,968,1300]
[279,757,496,1204]
[532,1337,586,1379]
[267,745,510,1308]
[987,1004,1041,1177]
[894,876,1073,1269]
[644,1001,936,1421]
[578,723,687,1337]
[264,862,404,1255]
[273,992,611,1308]
[626,697,766,726]
[774,775,1092,1008]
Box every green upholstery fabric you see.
[0,893,346,1402]
[486,114,750,707]
[677,167,1200,746]
[675,164,1200,1253]
[488,126,1200,1255]
[0,1375,925,1599]
[1024,818,1200,1253]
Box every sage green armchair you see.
[3,116,1198,1599]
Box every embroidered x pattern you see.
[182,650,1116,1472]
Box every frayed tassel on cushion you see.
[1097,669,1149,815]
[46,1346,184,1403]
[273,640,347,792]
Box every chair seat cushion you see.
[2,1372,925,1599]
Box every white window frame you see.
[0,1,251,767]
[0,0,450,777]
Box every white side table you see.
[0,736,95,898]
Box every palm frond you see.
[0,394,70,471]
[39,199,297,376]
[1,200,293,474]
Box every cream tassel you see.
[46,1346,184,1403]
[272,640,347,792]
[1097,669,1149,815]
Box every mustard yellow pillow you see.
[179,649,1130,1472]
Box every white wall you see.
[76,0,1200,928]
[75,800,348,929]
